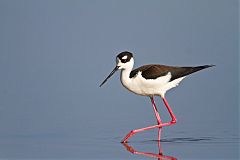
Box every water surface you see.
[0,129,238,159]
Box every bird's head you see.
[116,51,134,70]
[99,51,134,87]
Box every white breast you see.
[121,70,185,98]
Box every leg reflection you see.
[122,128,177,160]
[158,128,163,155]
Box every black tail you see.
[170,65,215,81]
[192,65,215,72]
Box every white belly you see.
[121,71,185,98]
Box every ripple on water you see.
[133,136,240,144]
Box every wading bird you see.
[100,51,214,143]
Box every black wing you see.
[130,64,214,81]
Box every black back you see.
[130,64,214,81]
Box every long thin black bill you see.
[99,66,119,87]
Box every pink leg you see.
[121,97,177,143]
[121,96,162,143]
[121,121,174,143]
[121,124,162,143]
[158,128,163,154]
[150,97,162,125]
[162,97,177,124]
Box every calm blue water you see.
[0,127,238,159]
[0,0,238,159]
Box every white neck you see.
[120,67,132,84]
[120,59,134,90]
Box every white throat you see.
[119,58,135,93]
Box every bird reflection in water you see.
[122,128,177,160]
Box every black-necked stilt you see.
[100,51,214,143]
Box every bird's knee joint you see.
[130,130,136,134]
[172,119,177,124]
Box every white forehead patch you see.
[122,55,128,60]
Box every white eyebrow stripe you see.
[122,55,128,59]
